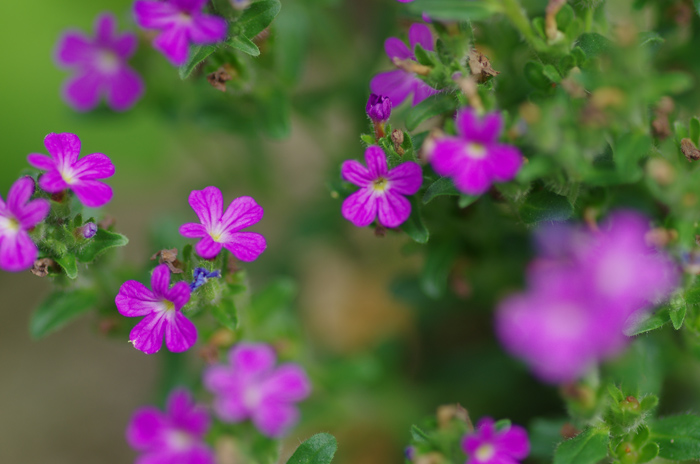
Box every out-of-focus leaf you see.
[259,87,291,139]
[651,415,700,460]
[553,427,610,464]
[690,116,700,146]
[402,197,429,244]
[576,32,612,58]
[519,191,573,225]
[30,289,98,339]
[75,229,129,263]
[286,433,337,464]
[421,241,457,298]
[409,0,497,21]
[275,2,308,86]
[405,94,459,132]
[423,177,460,204]
[179,44,217,79]
[624,307,671,335]
[236,0,281,38]
[211,297,238,331]
[228,35,260,56]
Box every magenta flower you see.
[179,186,266,261]
[127,388,214,464]
[115,264,196,354]
[429,108,523,195]
[462,418,529,464]
[0,177,50,272]
[55,13,144,112]
[341,146,422,228]
[27,132,115,208]
[370,24,439,107]
[134,0,228,66]
[204,343,312,438]
[366,94,392,124]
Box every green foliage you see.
[179,45,218,79]
[405,94,459,132]
[519,190,573,225]
[286,433,337,464]
[75,229,129,263]
[401,197,429,244]
[422,177,461,204]
[651,415,700,461]
[30,289,98,339]
[553,427,610,464]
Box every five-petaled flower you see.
[27,132,115,208]
[134,0,228,66]
[370,24,439,107]
[341,146,422,228]
[462,418,530,464]
[0,177,50,272]
[204,343,312,438]
[127,388,215,464]
[429,108,523,195]
[55,13,144,112]
[116,264,196,354]
[179,186,267,261]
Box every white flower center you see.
[372,177,390,193]
[60,167,77,185]
[242,386,262,410]
[209,224,227,243]
[96,50,120,74]
[167,429,194,451]
[475,444,496,462]
[0,216,20,235]
[464,143,487,160]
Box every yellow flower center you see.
[475,444,495,462]
[372,177,389,192]
[163,300,176,312]
[61,168,76,185]
[0,216,20,234]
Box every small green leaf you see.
[553,427,610,464]
[690,116,700,146]
[670,301,687,330]
[576,32,612,59]
[228,35,260,56]
[524,61,551,89]
[75,229,129,263]
[422,177,460,204]
[624,307,671,336]
[651,415,700,461]
[640,395,659,411]
[556,4,575,31]
[55,253,78,279]
[519,191,573,225]
[408,0,497,21]
[411,424,430,444]
[179,44,218,79]
[30,289,98,339]
[236,0,281,38]
[542,64,561,83]
[637,442,659,464]
[686,279,700,306]
[401,197,429,244]
[211,297,238,331]
[607,384,625,403]
[495,419,512,431]
[421,242,457,299]
[413,44,433,67]
[458,194,479,208]
[286,433,337,464]
[405,94,459,132]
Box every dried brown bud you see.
[656,96,675,115]
[210,328,236,348]
[436,404,473,431]
[545,0,567,42]
[374,224,387,237]
[645,158,675,186]
[468,48,499,83]
[31,258,57,277]
[644,227,678,247]
[207,66,232,92]
[560,423,580,439]
[151,248,184,273]
[682,138,700,162]
[198,345,220,364]
[391,129,405,155]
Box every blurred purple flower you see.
[0,177,50,272]
[179,186,267,261]
[55,13,144,112]
[341,146,422,228]
[370,24,439,107]
[462,418,529,464]
[27,132,115,208]
[134,0,228,66]
[429,108,523,195]
[115,264,196,354]
[204,343,312,438]
[496,211,679,383]
[127,388,214,464]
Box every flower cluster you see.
[496,211,679,383]
[462,418,529,464]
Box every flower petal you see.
[130,312,167,354]
[73,153,115,180]
[252,402,299,438]
[44,133,81,167]
[172,0,208,10]
[456,108,503,144]
[27,154,55,171]
[487,145,523,182]
[71,179,113,207]
[188,186,223,230]
[411,80,439,106]
[408,24,434,52]
[260,365,311,403]
[7,177,35,214]
[55,31,95,67]
[116,280,160,317]
[150,264,172,298]
[364,146,388,178]
[106,66,144,111]
[195,236,223,259]
[187,14,227,44]
[341,160,372,187]
[453,159,492,195]
[230,343,277,378]
[165,312,197,353]
[370,70,415,108]
[62,71,103,112]
[0,231,37,272]
[153,25,190,66]
[203,365,237,393]
[376,191,411,228]
[38,170,69,194]
[166,389,210,437]
[17,199,50,230]
[220,196,264,233]
[223,232,266,262]
[384,37,413,60]
[180,222,207,238]
[166,281,192,310]
[126,406,166,450]
[496,424,530,459]
[430,137,464,177]
[113,33,138,59]
[134,0,180,29]
[387,161,422,195]
[342,188,377,227]
[95,13,116,44]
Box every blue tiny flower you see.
[190,267,222,291]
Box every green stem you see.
[584,7,594,32]
[500,0,537,44]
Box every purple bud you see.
[404,446,416,461]
[366,94,392,123]
[81,222,98,239]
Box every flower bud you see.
[80,222,97,238]
[366,94,392,124]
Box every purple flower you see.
[127,388,214,464]
[190,267,221,291]
[462,418,529,464]
[366,94,392,124]
[115,264,196,354]
[341,146,422,228]
[134,0,228,66]
[0,177,50,272]
[79,222,98,239]
[496,210,679,383]
[179,186,266,261]
[27,132,115,208]
[204,343,312,438]
[429,108,523,195]
[370,24,439,107]
[55,13,144,112]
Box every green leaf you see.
[401,197,429,244]
[691,116,700,146]
[686,279,700,306]
[286,433,337,464]
[260,87,291,139]
[55,253,78,279]
[519,190,573,225]
[411,424,430,444]
[408,0,497,21]
[236,0,281,38]
[576,32,612,59]
[654,72,693,95]
[640,395,659,411]
[422,177,460,204]
[613,133,651,177]
[274,2,308,86]
[228,35,260,56]
[29,289,98,339]
[405,94,459,132]
[695,0,700,17]
[413,44,434,67]
[75,228,129,263]
[607,384,625,403]
[637,442,659,464]
[421,242,457,299]
[553,427,610,464]
[524,61,551,89]
[179,44,217,79]
[211,297,238,331]
[458,194,479,208]
[624,307,671,336]
[542,64,561,83]
[670,297,687,330]
[651,415,700,460]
